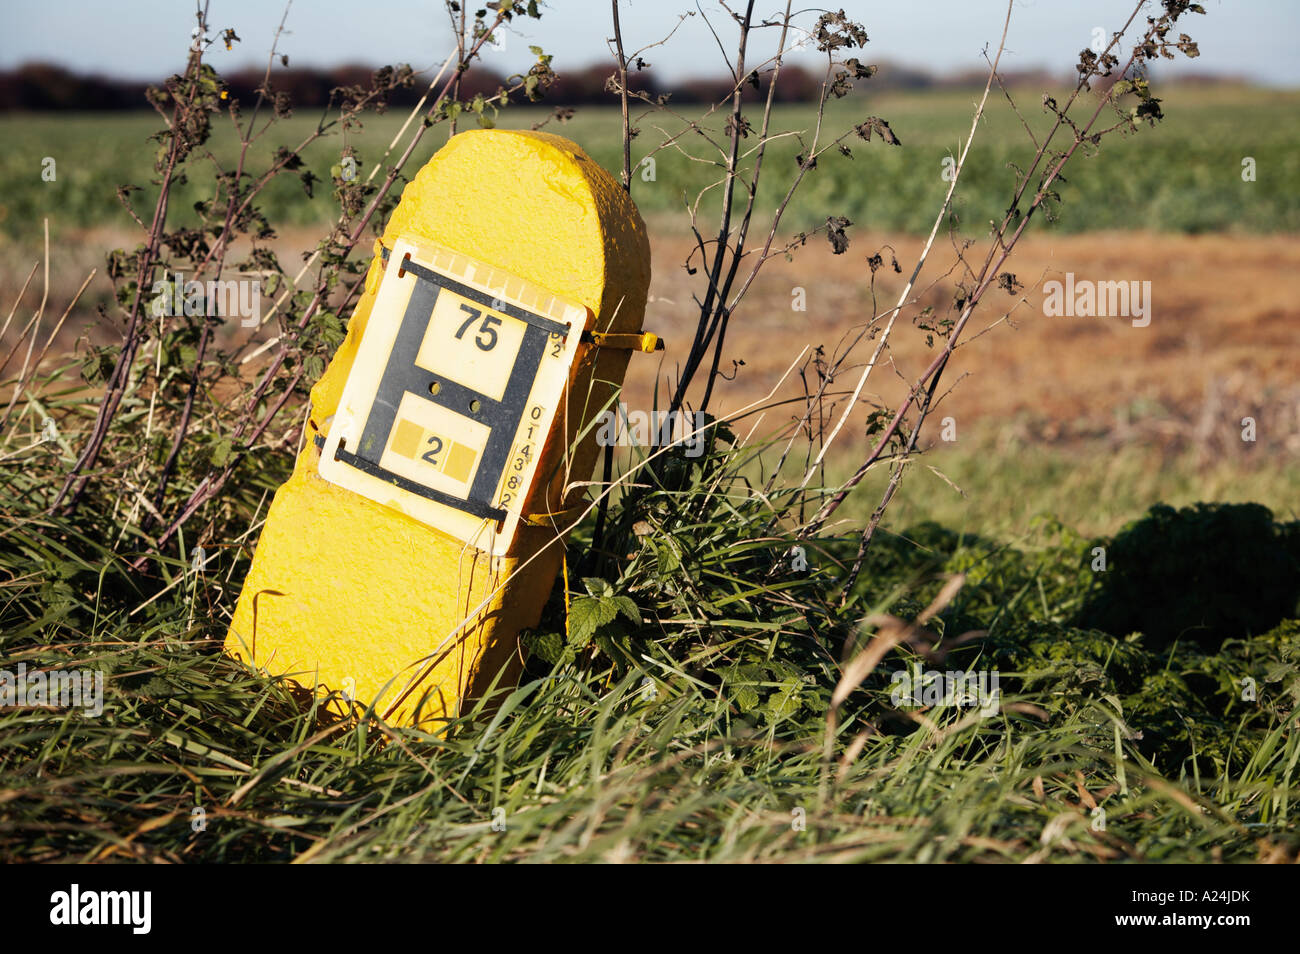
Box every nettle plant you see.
[553,0,1205,700]
[43,1,553,560]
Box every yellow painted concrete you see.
[226,130,650,727]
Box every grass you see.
[5,629,1293,863]
[2,85,1298,243]
[836,433,1300,541]
[2,397,1298,861]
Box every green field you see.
[2,84,1298,242]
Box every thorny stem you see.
[612,0,633,193]
[51,18,205,514]
[147,13,509,554]
[668,0,756,420]
[802,1,1173,539]
[592,0,636,573]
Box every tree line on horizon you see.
[0,58,1222,113]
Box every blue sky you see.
[1,1,1295,86]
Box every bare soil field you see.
[4,227,1297,466]
[626,230,1300,462]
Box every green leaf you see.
[522,630,567,665]
[612,596,639,625]
[210,437,233,468]
[568,595,618,648]
[582,577,612,598]
[655,542,680,576]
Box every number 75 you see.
[456,303,500,351]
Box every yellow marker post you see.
[226,130,651,727]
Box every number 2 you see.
[421,435,443,466]
[456,303,500,352]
